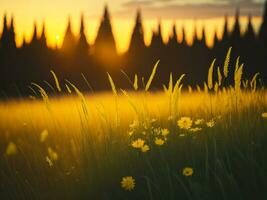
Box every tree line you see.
[1,4,267,97]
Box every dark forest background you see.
[1,3,267,97]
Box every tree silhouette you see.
[40,22,47,48]
[221,15,230,46]
[150,21,164,50]
[259,0,267,47]
[9,16,16,49]
[167,23,178,48]
[213,29,220,49]
[94,5,117,65]
[128,9,145,54]
[76,14,90,54]
[62,16,76,53]
[0,3,267,97]
[230,9,242,45]
[125,9,147,82]
[0,14,9,49]
[29,22,39,49]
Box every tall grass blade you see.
[28,86,38,97]
[120,70,134,87]
[168,73,173,94]
[217,67,222,86]
[65,84,72,93]
[31,83,50,109]
[208,59,216,89]
[250,72,260,91]
[43,80,56,93]
[81,73,94,92]
[174,74,186,92]
[145,60,160,91]
[235,56,240,72]
[107,73,117,95]
[223,47,232,78]
[50,70,61,92]
[134,74,138,90]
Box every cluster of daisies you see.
[128,116,218,154]
[121,116,220,191]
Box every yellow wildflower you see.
[46,156,53,167]
[206,119,215,128]
[48,147,58,161]
[121,176,135,191]
[154,137,165,146]
[131,139,145,149]
[141,145,150,153]
[194,119,204,125]
[128,131,134,136]
[129,120,139,129]
[151,118,157,123]
[5,142,17,156]
[161,128,170,136]
[153,128,161,135]
[182,167,193,177]
[177,117,193,130]
[40,129,48,142]
[262,112,267,118]
[143,123,149,130]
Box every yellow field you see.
[0,90,266,136]
[1,49,267,199]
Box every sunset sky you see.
[0,0,265,53]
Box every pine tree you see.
[222,14,229,42]
[29,22,39,48]
[94,5,117,57]
[62,16,76,52]
[180,26,187,46]
[199,26,207,47]
[244,14,255,43]
[40,22,47,48]
[150,20,164,49]
[128,9,145,53]
[77,14,89,53]
[167,23,178,47]
[1,14,16,49]
[213,29,219,48]
[230,8,241,43]
[259,0,267,45]
[0,13,9,48]
[9,15,16,49]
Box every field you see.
[1,51,267,200]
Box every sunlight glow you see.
[0,14,262,53]
[55,34,60,41]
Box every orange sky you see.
[0,0,264,53]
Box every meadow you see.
[0,48,267,200]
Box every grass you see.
[0,48,267,200]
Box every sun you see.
[55,34,60,41]
[55,34,60,48]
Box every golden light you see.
[55,34,60,49]
[55,34,60,41]
[0,10,262,53]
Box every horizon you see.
[0,1,265,54]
